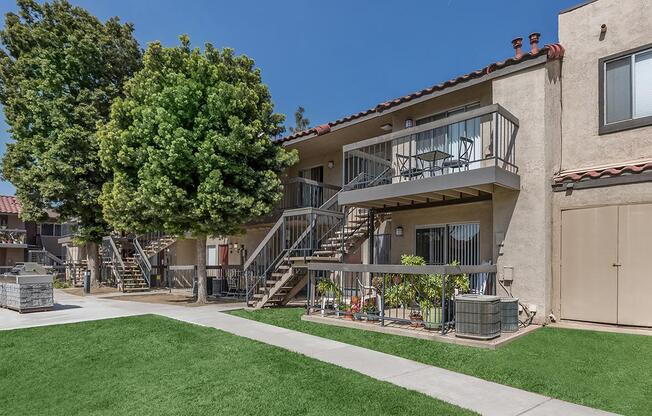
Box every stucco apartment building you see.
[227,0,652,327]
[0,195,68,270]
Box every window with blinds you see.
[415,223,480,265]
[601,46,652,133]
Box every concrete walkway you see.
[0,291,617,416]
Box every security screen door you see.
[561,204,652,326]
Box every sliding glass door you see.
[415,223,480,265]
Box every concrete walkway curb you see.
[0,291,617,416]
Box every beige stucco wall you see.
[4,213,24,229]
[550,0,652,320]
[559,0,652,169]
[491,61,561,321]
[388,201,493,264]
[286,149,343,188]
[0,247,25,267]
[170,238,196,265]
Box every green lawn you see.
[0,315,473,416]
[229,307,652,416]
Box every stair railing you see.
[243,207,343,305]
[101,236,126,289]
[133,237,152,288]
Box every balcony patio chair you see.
[226,275,239,297]
[396,154,425,179]
[442,136,474,171]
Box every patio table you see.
[416,150,452,175]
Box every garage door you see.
[561,204,652,327]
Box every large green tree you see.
[98,36,297,302]
[0,0,141,286]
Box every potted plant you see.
[343,305,354,320]
[336,303,347,317]
[362,298,379,321]
[316,279,341,313]
[351,302,362,320]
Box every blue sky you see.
[0,0,579,195]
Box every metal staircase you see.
[244,192,387,309]
[100,233,177,292]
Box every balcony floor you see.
[338,166,519,209]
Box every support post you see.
[368,209,375,265]
[381,273,385,327]
[441,274,447,335]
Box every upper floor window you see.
[416,102,481,126]
[600,45,652,134]
[39,223,62,236]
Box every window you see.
[415,223,480,265]
[600,45,652,134]
[415,102,481,126]
[206,245,217,266]
[39,223,62,236]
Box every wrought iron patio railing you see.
[306,263,497,335]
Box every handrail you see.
[104,236,125,269]
[308,262,497,274]
[133,237,152,287]
[28,249,64,265]
[343,104,518,152]
[242,216,284,272]
[101,236,126,288]
[285,176,341,191]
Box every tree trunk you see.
[196,235,208,304]
[86,241,100,290]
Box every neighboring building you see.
[0,195,68,271]
[552,0,652,327]
[0,195,28,270]
[222,0,652,327]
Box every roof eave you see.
[282,52,552,148]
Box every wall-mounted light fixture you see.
[380,123,393,131]
[327,160,335,169]
[404,119,414,128]
[395,226,404,237]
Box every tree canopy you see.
[0,0,142,242]
[98,36,297,238]
[289,106,310,133]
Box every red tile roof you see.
[277,43,564,144]
[553,161,652,184]
[0,195,21,215]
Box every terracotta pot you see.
[343,313,354,321]
[410,313,424,328]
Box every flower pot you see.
[353,313,362,320]
[343,313,354,321]
[366,313,379,322]
[410,313,424,328]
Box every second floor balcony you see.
[246,177,341,225]
[0,228,27,248]
[339,104,520,208]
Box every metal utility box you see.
[500,297,519,332]
[455,294,501,340]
